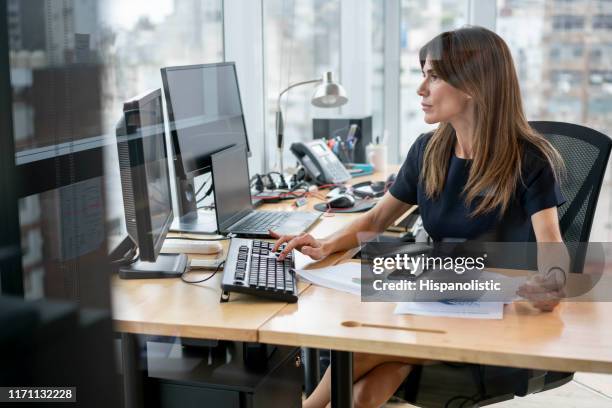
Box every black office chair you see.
[399,121,612,407]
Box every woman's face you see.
[417,58,472,125]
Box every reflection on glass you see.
[98,0,224,246]
[8,0,224,299]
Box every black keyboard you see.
[221,238,297,302]
[234,212,291,234]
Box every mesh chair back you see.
[530,121,611,271]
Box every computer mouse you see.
[327,194,355,209]
[326,186,348,198]
[370,181,386,193]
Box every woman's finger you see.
[278,235,315,260]
[272,233,296,252]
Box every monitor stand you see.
[170,210,217,234]
[119,253,188,279]
[172,174,218,234]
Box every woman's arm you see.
[519,207,570,311]
[320,192,414,254]
[274,192,413,260]
[532,207,563,242]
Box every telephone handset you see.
[290,140,352,185]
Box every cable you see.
[181,261,225,284]
[252,186,309,202]
[194,175,211,197]
[111,246,139,266]
[196,183,215,203]
[251,174,264,192]
[268,172,288,189]
[290,181,311,192]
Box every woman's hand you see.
[516,268,566,312]
[270,230,330,261]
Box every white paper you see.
[296,262,361,296]
[394,300,504,320]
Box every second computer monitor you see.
[161,62,251,179]
[210,145,253,232]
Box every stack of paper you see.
[296,263,514,319]
[296,262,361,296]
[394,301,504,320]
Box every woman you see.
[273,26,568,408]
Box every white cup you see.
[366,143,387,173]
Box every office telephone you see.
[290,140,352,185]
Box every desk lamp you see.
[276,71,348,173]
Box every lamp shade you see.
[311,71,348,108]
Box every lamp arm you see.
[275,78,321,174]
[276,78,322,111]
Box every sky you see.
[99,0,174,29]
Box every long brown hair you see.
[419,26,564,216]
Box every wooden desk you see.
[112,171,387,407]
[111,168,387,341]
[259,275,612,406]
[113,167,612,407]
[259,286,612,374]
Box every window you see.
[371,3,385,142]
[263,0,386,170]
[98,0,223,249]
[551,70,583,88]
[548,44,584,61]
[593,14,612,30]
[552,15,585,30]
[589,96,612,114]
[99,0,224,132]
[589,70,612,85]
[498,0,611,134]
[399,0,467,155]
[573,45,584,57]
[8,0,224,299]
[590,44,612,67]
[498,0,612,240]
[263,0,341,169]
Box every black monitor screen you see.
[117,89,173,262]
[211,145,252,232]
[162,62,250,178]
[139,97,173,246]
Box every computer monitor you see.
[115,88,188,278]
[161,62,250,233]
[210,145,253,232]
